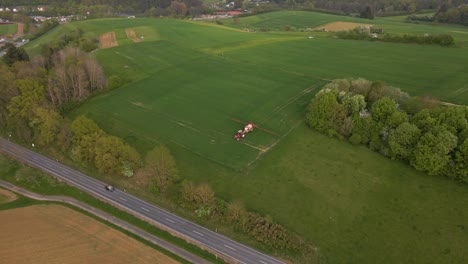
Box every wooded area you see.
[306,79,468,183]
[1,0,465,17]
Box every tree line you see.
[3,0,466,18]
[335,27,455,47]
[408,4,468,26]
[306,79,468,183]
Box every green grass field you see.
[0,23,17,35]
[223,11,468,45]
[24,12,468,263]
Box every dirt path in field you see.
[0,188,17,204]
[315,21,372,32]
[125,28,142,42]
[13,23,24,37]
[0,204,180,264]
[99,31,118,49]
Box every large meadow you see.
[25,11,468,263]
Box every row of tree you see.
[306,79,468,183]
[3,0,466,18]
[178,180,308,252]
[335,27,455,47]
[409,4,468,26]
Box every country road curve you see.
[0,179,210,264]
[0,138,287,264]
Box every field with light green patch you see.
[0,23,17,35]
[25,12,468,263]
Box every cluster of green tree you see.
[71,116,141,176]
[5,0,464,18]
[335,27,455,47]
[3,0,205,18]
[306,79,468,183]
[434,4,468,25]
[40,27,98,57]
[1,43,29,66]
[1,43,106,140]
[408,4,468,26]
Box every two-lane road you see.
[0,138,286,264]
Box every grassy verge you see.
[0,154,226,264]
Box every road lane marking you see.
[165,218,175,223]
[119,197,127,201]
[193,230,204,236]
[141,207,149,212]
[224,244,236,251]
[259,260,268,264]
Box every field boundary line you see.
[247,119,304,167]
[260,81,326,124]
[0,180,210,264]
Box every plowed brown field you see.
[126,28,142,42]
[99,31,118,49]
[0,205,179,264]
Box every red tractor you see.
[234,122,254,141]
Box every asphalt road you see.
[0,138,286,264]
[0,179,210,264]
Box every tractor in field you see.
[234,122,254,141]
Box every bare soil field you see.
[0,204,179,264]
[126,28,142,42]
[0,188,17,204]
[315,21,372,32]
[99,31,119,49]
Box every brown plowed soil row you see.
[0,205,179,264]
[99,31,119,49]
[125,28,142,42]
[315,21,372,32]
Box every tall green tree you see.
[411,126,457,176]
[7,79,46,122]
[0,65,18,128]
[454,139,468,183]
[388,122,421,160]
[71,116,104,164]
[2,43,29,67]
[33,107,62,145]
[371,97,397,124]
[144,145,178,193]
[94,135,140,176]
[412,109,437,132]
[306,90,346,137]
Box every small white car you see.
[105,185,115,192]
